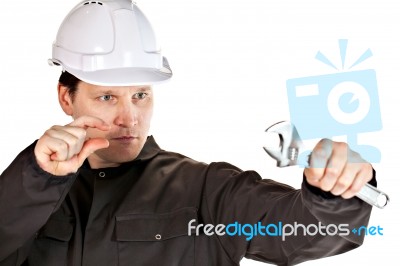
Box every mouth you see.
[111,136,137,143]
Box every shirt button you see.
[99,172,106,178]
[155,234,162,240]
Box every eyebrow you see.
[92,86,151,95]
[97,90,114,95]
[135,86,152,92]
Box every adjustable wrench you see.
[263,121,389,209]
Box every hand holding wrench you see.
[263,121,389,209]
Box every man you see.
[0,0,375,265]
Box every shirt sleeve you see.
[0,141,77,263]
[202,162,373,266]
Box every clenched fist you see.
[34,116,110,176]
[304,139,373,199]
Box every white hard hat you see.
[49,0,172,86]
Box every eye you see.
[133,92,148,100]
[99,95,113,101]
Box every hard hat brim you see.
[63,66,172,86]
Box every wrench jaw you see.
[263,146,302,167]
[262,146,292,167]
[263,121,304,168]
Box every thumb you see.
[77,138,109,164]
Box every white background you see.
[0,0,399,265]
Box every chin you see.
[91,137,147,166]
[108,150,140,163]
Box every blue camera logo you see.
[287,40,382,163]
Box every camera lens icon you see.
[327,81,370,125]
[286,69,382,162]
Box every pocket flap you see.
[116,207,198,242]
[38,217,74,242]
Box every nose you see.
[113,99,138,128]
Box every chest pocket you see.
[28,216,74,266]
[115,207,198,266]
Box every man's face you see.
[60,81,153,168]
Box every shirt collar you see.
[135,135,161,161]
[80,135,161,173]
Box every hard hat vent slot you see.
[83,1,103,6]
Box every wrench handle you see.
[356,183,389,209]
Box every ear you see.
[58,83,74,116]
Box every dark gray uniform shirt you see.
[0,136,374,266]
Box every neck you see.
[87,155,121,169]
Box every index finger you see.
[68,116,110,131]
[305,139,333,181]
